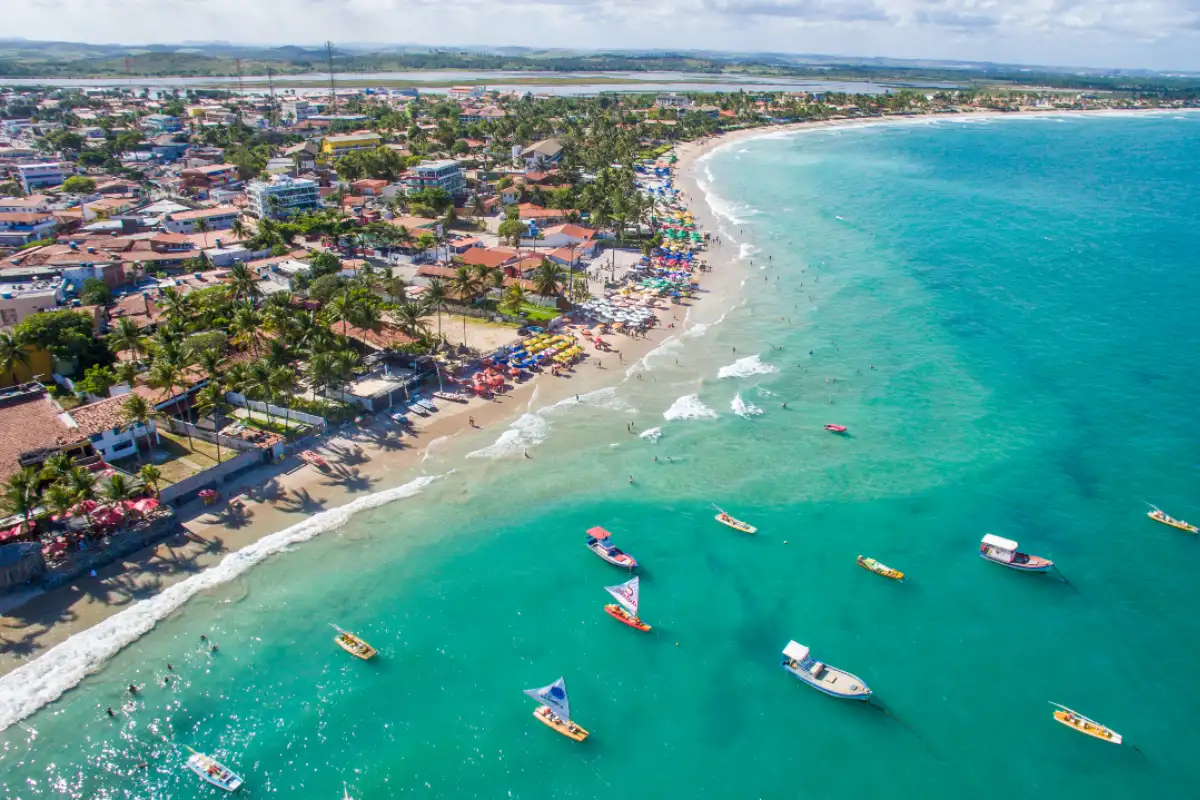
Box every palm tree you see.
[305,351,337,401]
[268,366,297,433]
[532,259,565,300]
[227,262,260,303]
[230,303,264,357]
[424,278,449,345]
[470,193,486,217]
[194,383,231,465]
[0,331,30,386]
[65,466,97,529]
[147,359,194,451]
[108,317,145,364]
[452,266,480,345]
[39,451,75,484]
[325,292,355,337]
[99,473,135,507]
[157,286,193,329]
[2,467,41,535]
[501,284,528,317]
[195,347,225,386]
[230,217,249,241]
[195,218,211,248]
[393,302,432,344]
[386,276,409,305]
[138,464,162,498]
[122,393,154,464]
[42,484,76,523]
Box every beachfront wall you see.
[224,392,327,431]
[164,419,259,453]
[158,447,264,505]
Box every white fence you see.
[224,391,327,431]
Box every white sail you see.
[524,677,571,721]
[605,576,640,616]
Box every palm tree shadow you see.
[321,465,375,493]
[276,488,328,515]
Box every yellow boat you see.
[1148,508,1198,533]
[532,706,590,741]
[857,555,904,581]
[330,624,376,660]
[1051,703,1122,744]
[713,505,756,534]
[525,678,588,741]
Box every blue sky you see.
[10,0,1200,71]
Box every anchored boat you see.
[979,534,1053,572]
[604,576,651,632]
[781,641,871,700]
[824,424,847,433]
[525,677,589,741]
[330,624,377,660]
[586,527,638,569]
[1051,703,1122,744]
[1148,507,1198,533]
[184,747,243,792]
[713,505,757,534]
[857,555,904,581]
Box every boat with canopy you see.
[979,534,1053,572]
[1050,702,1122,744]
[857,556,904,581]
[604,576,651,631]
[713,504,757,534]
[525,677,589,741]
[781,641,872,700]
[586,526,638,568]
[330,624,377,660]
[1148,506,1198,533]
[184,746,244,792]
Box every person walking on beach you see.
[469,416,475,427]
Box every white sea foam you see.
[465,413,550,459]
[717,355,779,380]
[681,322,709,340]
[663,394,718,421]
[639,426,663,443]
[731,392,764,418]
[422,435,451,463]
[754,385,779,398]
[626,335,682,376]
[737,242,761,260]
[542,386,630,415]
[0,474,443,733]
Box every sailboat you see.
[1050,703,1123,744]
[183,746,244,792]
[604,576,651,632]
[524,677,589,742]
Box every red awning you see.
[586,526,611,540]
[0,524,26,543]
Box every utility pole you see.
[266,66,278,129]
[325,41,337,114]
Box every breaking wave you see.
[718,355,779,380]
[639,426,663,443]
[468,387,630,458]
[663,394,718,421]
[731,392,764,418]
[0,474,443,732]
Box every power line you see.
[326,41,337,114]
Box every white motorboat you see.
[781,641,871,700]
[979,533,1053,572]
[184,748,243,792]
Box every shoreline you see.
[0,103,1180,726]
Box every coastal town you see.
[0,78,1195,659]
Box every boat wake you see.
[718,355,779,379]
[731,392,764,418]
[0,474,444,733]
[663,394,718,421]
[639,426,663,443]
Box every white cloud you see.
[7,0,1200,70]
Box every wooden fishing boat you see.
[781,640,872,700]
[713,505,756,534]
[1148,507,1198,533]
[184,747,243,792]
[1051,703,1122,744]
[979,534,1053,573]
[330,624,377,660]
[857,555,904,581]
[824,424,848,433]
[525,678,589,741]
[298,450,329,470]
[433,390,469,403]
[586,527,638,568]
[604,576,651,632]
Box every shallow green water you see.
[3,113,1200,799]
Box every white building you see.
[246,175,321,219]
[654,94,692,109]
[281,99,312,123]
[404,159,467,197]
[0,274,64,329]
[65,393,159,463]
[161,205,241,234]
[16,162,65,194]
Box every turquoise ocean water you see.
[3,112,1200,798]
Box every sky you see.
[9,0,1200,71]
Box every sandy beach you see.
[0,104,1162,678]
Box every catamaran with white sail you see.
[525,677,589,741]
[604,576,651,631]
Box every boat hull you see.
[532,707,589,741]
[334,635,377,660]
[604,604,651,631]
[715,514,756,534]
[1148,511,1198,533]
[186,755,243,791]
[782,662,872,700]
[979,553,1052,572]
[857,556,903,581]
[1053,711,1122,744]
[586,539,638,568]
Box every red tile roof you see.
[0,390,83,482]
[458,247,516,270]
[67,395,134,438]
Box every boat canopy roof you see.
[982,533,1018,551]
[587,526,612,540]
[782,640,810,661]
